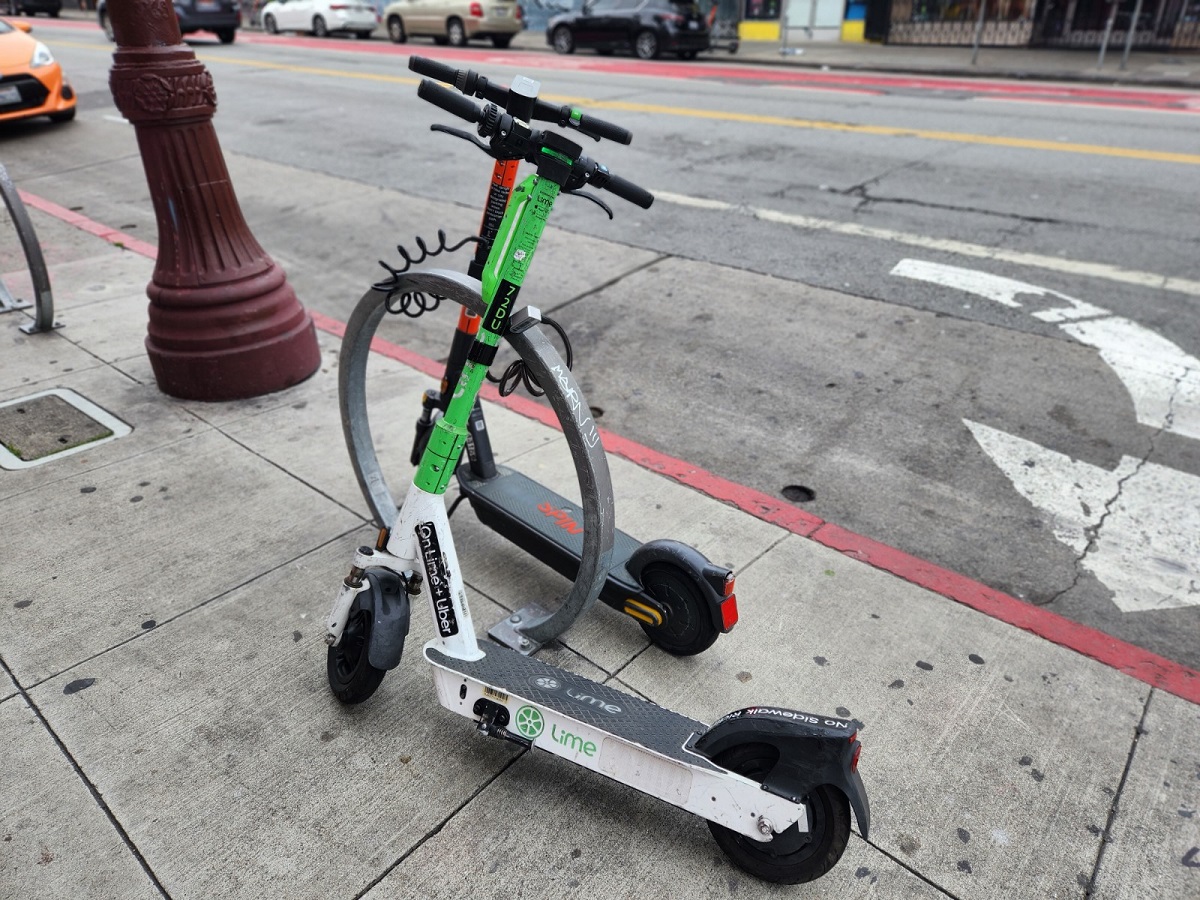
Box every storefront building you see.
[865,0,1200,48]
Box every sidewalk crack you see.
[0,655,173,899]
[1083,688,1154,897]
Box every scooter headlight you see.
[31,42,55,69]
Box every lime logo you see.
[515,706,544,739]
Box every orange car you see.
[0,16,75,124]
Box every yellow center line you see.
[59,38,1200,166]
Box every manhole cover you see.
[0,388,130,470]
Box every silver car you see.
[381,0,522,48]
[260,0,378,38]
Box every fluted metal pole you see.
[107,0,320,401]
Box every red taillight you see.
[657,12,683,24]
[515,4,522,19]
[469,2,483,16]
[850,732,861,772]
[719,594,738,631]
[329,3,348,8]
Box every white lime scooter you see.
[324,76,869,884]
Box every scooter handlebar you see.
[409,56,632,145]
[417,78,483,124]
[408,55,459,85]
[569,110,632,146]
[598,169,654,210]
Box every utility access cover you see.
[0,388,130,470]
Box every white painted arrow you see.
[890,259,1200,613]
[892,260,1200,440]
[965,421,1200,612]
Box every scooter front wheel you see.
[638,563,719,656]
[327,594,386,704]
[707,743,851,884]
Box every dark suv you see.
[547,0,709,60]
[1,0,62,15]
[99,0,241,44]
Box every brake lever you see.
[431,123,491,154]
[563,190,614,220]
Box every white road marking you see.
[653,190,1200,298]
[892,260,1200,441]
[885,259,1200,613]
[964,421,1200,612]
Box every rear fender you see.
[690,706,870,838]
[362,569,411,670]
[625,538,733,632]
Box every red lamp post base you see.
[146,261,321,402]
[108,14,321,402]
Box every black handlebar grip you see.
[408,56,459,84]
[417,79,482,124]
[602,171,654,209]
[577,113,632,146]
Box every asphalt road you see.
[5,20,1199,670]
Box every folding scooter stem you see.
[405,63,738,657]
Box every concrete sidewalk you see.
[3,176,1199,899]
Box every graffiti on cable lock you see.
[417,521,458,637]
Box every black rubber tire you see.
[312,15,328,37]
[263,13,278,34]
[634,29,659,59]
[327,593,387,704]
[217,28,236,44]
[446,17,467,46]
[707,744,852,884]
[48,107,76,124]
[386,15,406,42]
[638,563,720,656]
[491,34,512,48]
[551,25,574,54]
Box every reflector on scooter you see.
[720,594,738,631]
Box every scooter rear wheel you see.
[707,743,851,883]
[327,594,386,704]
[638,563,719,656]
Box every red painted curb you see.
[19,190,159,259]
[25,189,1200,706]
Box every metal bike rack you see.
[0,162,61,334]
[339,269,615,652]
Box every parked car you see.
[381,0,521,48]
[98,0,241,44]
[546,0,708,60]
[0,17,75,124]
[0,0,61,17]
[260,0,378,38]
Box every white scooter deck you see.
[425,641,809,841]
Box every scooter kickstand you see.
[473,697,532,750]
